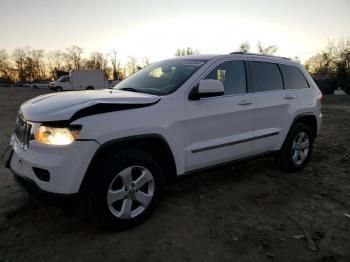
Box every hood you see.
[20,89,160,122]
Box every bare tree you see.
[305,38,350,93]
[0,49,10,78]
[85,52,105,70]
[12,48,26,83]
[257,41,278,55]
[127,56,138,75]
[20,48,46,82]
[175,47,200,56]
[142,56,151,67]
[47,50,65,78]
[64,45,84,70]
[238,41,250,53]
[31,49,46,80]
[109,49,121,80]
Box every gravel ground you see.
[0,87,349,262]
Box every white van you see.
[50,70,105,92]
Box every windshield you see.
[57,76,69,82]
[114,59,207,95]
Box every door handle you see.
[284,94,295,100]
[238,100,252,106]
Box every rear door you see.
[249,61,299,154]
[185,60,255,171]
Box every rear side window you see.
[279,64,309,89]
[251,62,283,92]
[204,60,246,95]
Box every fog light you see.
[33,167,50,182]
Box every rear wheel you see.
[86,86,94,90]
[277,123,314,172]
[91,149,163,230]
[32,85,38,89]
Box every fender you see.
[79,133,178,192]
[285,112,318,142]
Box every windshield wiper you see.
[118,87,141,93]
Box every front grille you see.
[14,116,32,149]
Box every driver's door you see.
[185,60,255,172]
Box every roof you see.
[169,54,219,61]
[170,53,292,62]
[167,53,300,67]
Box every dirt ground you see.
[0,87,349,262]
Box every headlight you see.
[34,125,81,145]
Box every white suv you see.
[3,53,322,230]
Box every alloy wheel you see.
[107,166,155,219]
[291,131,310,166]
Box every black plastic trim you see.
[184,150,277,176]
[276,64,286,90]
[192,131,279,153]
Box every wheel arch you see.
[287,113,318,142]
[79,134,178,193]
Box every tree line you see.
[236,39,350,93]
[0,46,198,85]
[0,40,349,93]
[304,39,350,93]
[0,46,152,84]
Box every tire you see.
[86,86,94,90]
[276,123,314,172]
[33,85,37,89]
[90,149,163,231]
[56,87,63,92]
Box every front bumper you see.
[12,170,77,205]
[8,136,100,194]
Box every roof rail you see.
[229,52,291,60]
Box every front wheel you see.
[55,87,63,92]
[91,149,163,230]
[276,123,314,172]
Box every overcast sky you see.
[0,0,349,64]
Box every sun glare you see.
[94,15,319,64]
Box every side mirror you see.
[190,79,224,100]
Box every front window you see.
[115,59,207,95]
[57,76,70,82]
[204,61,247,95]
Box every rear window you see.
[279,64,309,89]
[251,62,283,92]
